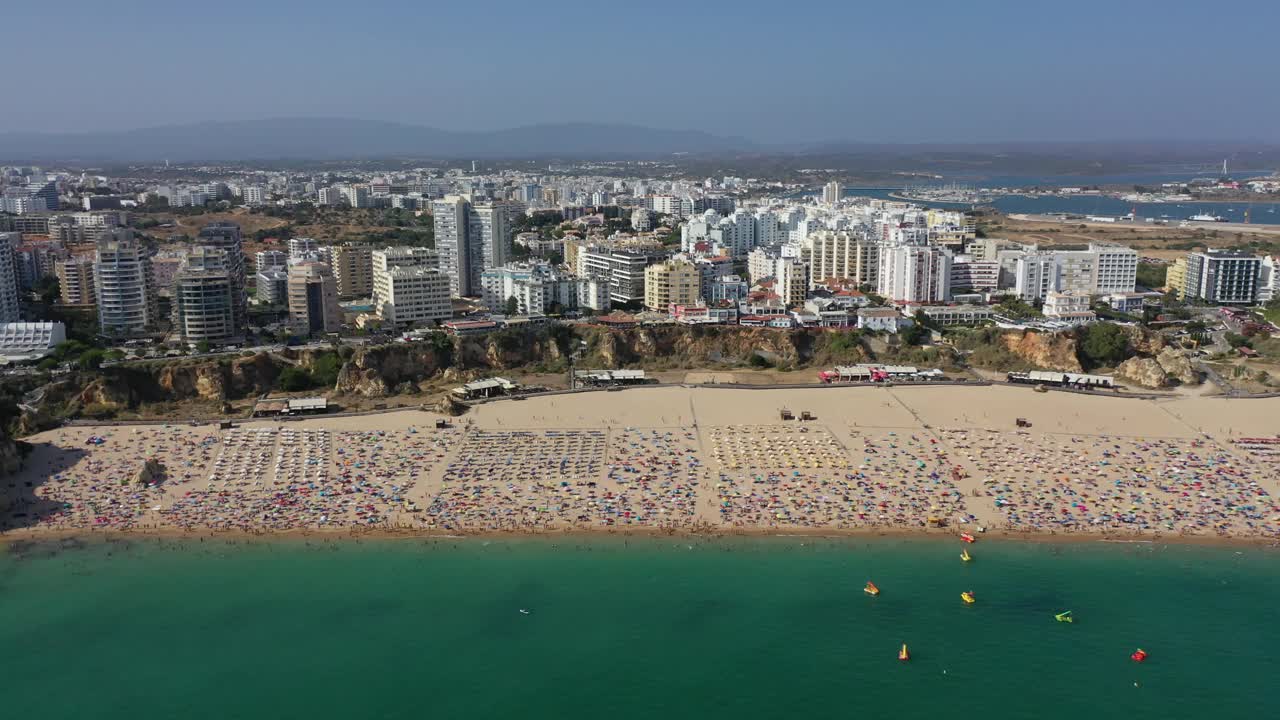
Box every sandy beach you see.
[4,385,1279,542]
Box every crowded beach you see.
[3,386,1279,540]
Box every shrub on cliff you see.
[1077,323,1131,369]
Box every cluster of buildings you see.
[1165,250,1276,305]
[6,159,1278,364]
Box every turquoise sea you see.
[2,537,1277,719]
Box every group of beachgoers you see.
[708,425,852,470]
[4,414,1278,538]
[941,429,1280,537]
[424,428,704,530]
[715,429,971,529]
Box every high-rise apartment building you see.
[432,195,472,297]
[643,259,701,311]
[878,245,952,303]
[373,246,446,327]
[376,268,451,327]
[822,181,844,205]
[807,230,880,289]
[330,243,374,298]
[94,230,158,336]
[172,247,239,345]
[432,196,515,297]
[287,262,342,335]
[576,248,657,305]
[1185,250,1261,305]
[0,235,20,323]
[196,222,246,335]
[56,256,97,305]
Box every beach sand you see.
[4,385,1279,541]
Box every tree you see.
[78,349,106,370]
[899,322,928,346]
[1135,263,1167,290]
[504,295,520,316]
[195,340,212,354]
[1225,333,1252,349]
[278,366,313,392]
[1078,323,1130,368]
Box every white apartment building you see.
[432,195,515,297]
[481,262,595,315]
[377,267,451,327]
[94,231,158,336]
[575,248,656,305]
[1015,244,1137,301]
[1043,292,1095,323]
[878,245,952,303]
[1185,250,1261,305]
[1015,252,1059,301]
[317,187,343,207]
[373,246,442,324]
[256,268,288,305]
[822,181,843,205]
[288,237,321,261]
[243,186,266,206]
[949,255,999,293]
[255,250,286,272]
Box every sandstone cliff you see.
[1000,330,1084,372]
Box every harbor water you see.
[1,537,1277,719]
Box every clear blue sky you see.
[8,0,1279,142]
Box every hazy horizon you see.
[6,0,1280,143]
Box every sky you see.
[6,0,1279,143]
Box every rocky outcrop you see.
[1155,347,1200,385]
[1115,346,1202,389]
[1122,325,1166,356]
[336,344,447,397]
[1000,330,1084,372]
[1116,357,1171,388]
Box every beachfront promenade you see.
[4,386,1280,540]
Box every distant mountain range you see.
[0,118,757,163]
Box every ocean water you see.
[836,188,1280,225]
[1,537,1277,720]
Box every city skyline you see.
[5,0,1279,143]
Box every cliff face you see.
[0,427,21,478]
[586,326,815,367]
[1000,330,1084,372]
